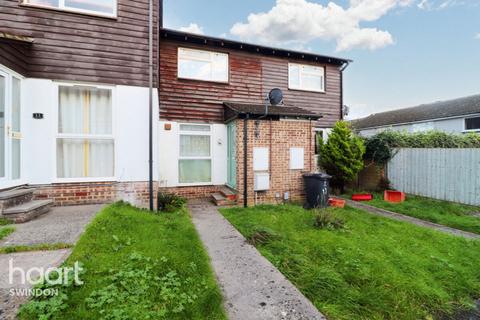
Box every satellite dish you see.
[268,88,283,106]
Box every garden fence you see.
[387,148,480,206]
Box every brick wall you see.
[158,185,224,199]
[235,119,316,206]
[33,181,158,208]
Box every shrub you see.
[313,209,345,230]
[319,121,366,192]
[364,130,480,164]
[157,193,186,212]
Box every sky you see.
[164,0,480,119]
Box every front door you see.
[227,122,236,189]
[0,69,22,187]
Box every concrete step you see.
[2,199,54,223]
[219,186,237,201]
[0,188,35,212]
[211,193,235,207]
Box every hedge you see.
[363,130,480,165]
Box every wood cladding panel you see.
[0,0,158,86]
[262,57,341,127]
[0,40,29,75]
[159,41,263,122]
[159,40,342,126]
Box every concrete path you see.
[0,204,102,319]
[1,204,103,247]
[344,199,480,239]
[189,200,326,320]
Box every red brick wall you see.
[33,181,158,208]
[235,119,316,206]
[157,185,225,199]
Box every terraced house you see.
[0,0,349,219]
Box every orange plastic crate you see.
[329,198,346,208]
[384,190,406,203]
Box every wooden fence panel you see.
[387,148,480,206]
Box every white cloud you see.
[230,0,414,52]
[475,33,480,39]
[179,23,204,35]
[417,0,465,10]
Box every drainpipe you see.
[148,0,154,210]
[339,61,350,120]
[243,115,249,208]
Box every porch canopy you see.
[223,102,322,122]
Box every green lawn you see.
[0,226,14,240]
[20,202,226,320]
[347,192,480,235]
[221,204,480,320]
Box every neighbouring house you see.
[352,94,480,137]
[0,0,350,217]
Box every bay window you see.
[57,86,114,179]
[288,63,325,93]
[179,124,212,184]
[23,0,117,17]
[178,48,229,83]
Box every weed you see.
[313,209,345,230]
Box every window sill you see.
[177,77,230,85]
[53,177,117,184]
[177,182,213,187]
[20,3,118,20]
[288,87,326,94]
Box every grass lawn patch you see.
[221,204,480,320]
[348,192,480,235]
[19,202,226,320]
[0,226,15,240]
[0,243,71,254]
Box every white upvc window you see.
[288,63,325,93]
[465,116,480,132]
[56,85,114,180]
[178,124,212,184]
[23,0,117,18]
[178,48,229,83]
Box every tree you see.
[319,121,365,193]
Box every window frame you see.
[288,63,326,93]
[464,116,480,133]
[54,82,116,183]
[178,123,213,186]
[177,47,230,84]
[21,0,117,18]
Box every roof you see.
[161,28,351,66]
[352,94,480,130]
[0,32,34,43]
[224,102,321,121]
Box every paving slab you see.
[189,200,326,320]
[0,204,103,247]
[343,199,480,239]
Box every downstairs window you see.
[179,124,212,184]
[57,85,114,179]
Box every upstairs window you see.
[288,63,325,93]
[178,48,229,83]
[465,117,480,131]
[23,0,117,17]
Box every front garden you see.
[221,204,480,320]
[19,202,226,320]
[347,192,480,235]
